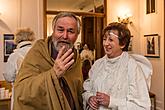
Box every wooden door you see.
[81,17,95,51]
[82,16,104,60]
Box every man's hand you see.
[53,46,74,78]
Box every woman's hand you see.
[96,92,110,108]
[88,96,99,110]
[53,46,74,78]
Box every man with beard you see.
[13,12,83,110]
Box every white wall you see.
[107,0,164,109]
[0,0,44,80]
[139,0,164,109]
[107,0,141,53]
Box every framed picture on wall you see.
[144,34,160,58]
[146,0,155,14]
[4,34,16,62]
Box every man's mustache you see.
[55,40,73,51]
[57,40,71,45]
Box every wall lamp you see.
[118,16,132,25]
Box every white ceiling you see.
[47,0,103,12]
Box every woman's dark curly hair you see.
[103,22,131,51]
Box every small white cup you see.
[0,87,5,99]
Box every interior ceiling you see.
[47,0,103,12]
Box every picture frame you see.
[4,34,16,62]
[146,0,155,14]
[144,34,160,58]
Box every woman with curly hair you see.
[83,22,152,110]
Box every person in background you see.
[80,44,94,65]
[82,59,91,81]
[80,44,94,80]
[13,12,83,110]
[4,28,35,110]
[82,22,152,110]
[76,42,83,54]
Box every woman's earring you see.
[120,45,125,49]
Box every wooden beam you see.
[46,10,105,17]
[43,0,47,39]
